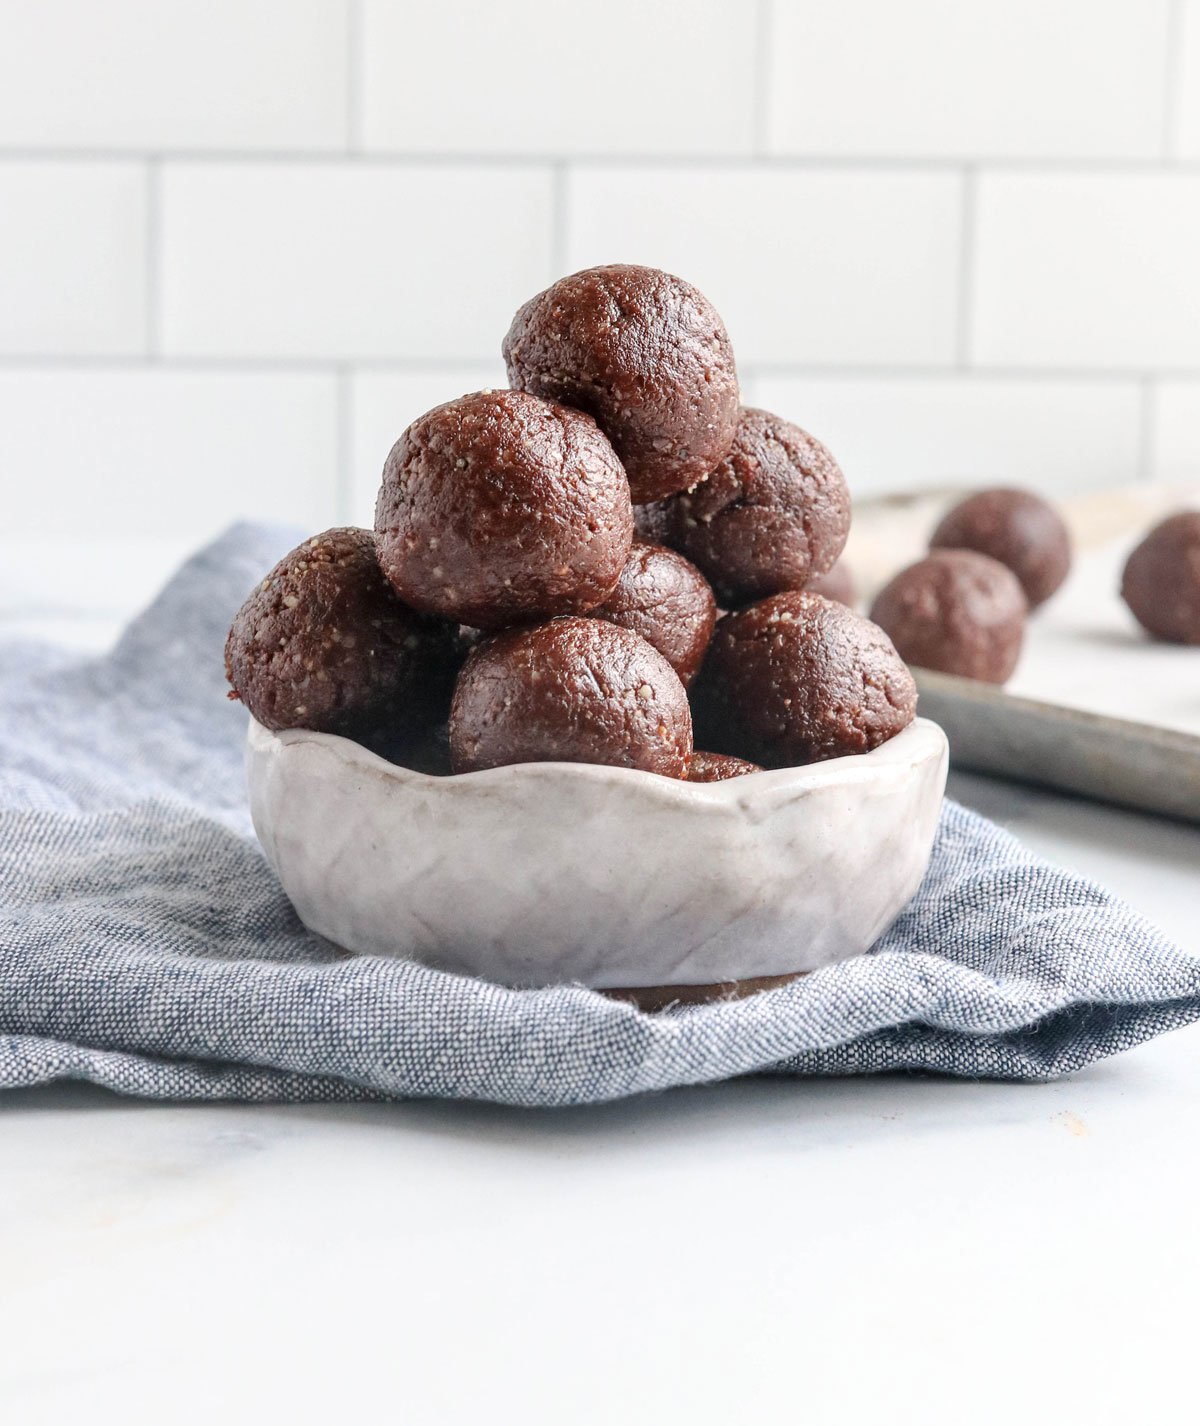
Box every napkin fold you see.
[2,524,1197,1106]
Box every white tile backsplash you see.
[0,0,347,151]
[161,163,554,359]
[0,162,146,355]
[362,0,756,156]
[1,0,1196,621]
[972,173,1200,369]
[566,167,962,366]
[0,370,339,540]
[767,0,1169,160]
[747,375,1145,497]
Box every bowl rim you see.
[247,716,947,806]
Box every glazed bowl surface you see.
[246,717,948,990]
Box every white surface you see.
[1179,0,1200,159]
[0,0,348,151]
[1,769,1197,1426]
[0,162,146,355]
[766,0,1168,159]
[972,172,1200,369]
[362,0,757,156]
[1152,382,1200,484]
[567,167,963,367]
[749,373,1144,497]
[248,718,947,987]
[161,164,555,360]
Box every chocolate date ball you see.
[225,528,459,748]
[590,540,717,686]
[632,499,672,545]
[930,487,1071,608]
[694,591,916,768]
[662,409,851,606]
[503,265,739,504]
[1121,511,1200,644]
[449,617,692,778]
[375,389,633,630]
[807,557,856,607]
[687,751,762,782]
[870,549,1027,685]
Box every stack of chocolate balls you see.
[226,264,917,779]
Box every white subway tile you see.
[1151,382,1200,481]
[971,173,1200,370]
[566,168,961,367]
[747,375,1143,497]
[1177,1,1200,158]
[162,164,554,360]
[0,163,145,355]
[0,369,339,540]
[349,367,507,524]
[0,0,346,151]
[362,0,756,156]
[767,0,1168,159]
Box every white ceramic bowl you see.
[246,717,948,992]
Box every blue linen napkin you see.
[2,524,1198,1106]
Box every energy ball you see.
[930,487,1071,608]
[687,751,762,782]
[502,264,739,504]
[693,591,916,768]
[807,557,856,607]
[632,499,672,545]
[590,540,717,686]
[662,409,851,606]
[225,528,459,748]
[375,389,633,630]
[1121,511,1200,644]
[870,549,1027,685]
[449,617,692,778]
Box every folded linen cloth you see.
[2,524,1198,1107]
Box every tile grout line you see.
[144,157,162,358]
[955,166,977,368]
[1162,0,1185,161]
[346,0,365,154]
[335,365,355,522]
[752,0,773,156]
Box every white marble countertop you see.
[2,768,1198,1426]
[3,585,1199,1426]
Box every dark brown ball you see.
[662,408,851,606]
[449,617,693,777]
[632,499,672,545]
[375,388,633,630]
[870,549,1027,684]
[693,591,916,768]
[1121,511,1200,644]
[225,528,459,749]
[590,540,717,686]
[687,751,762,782]
[930,487,1071,608]
[502,265,739,504]
[807,558,856,607]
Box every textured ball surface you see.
[591,540,717,686]
[663,408,850,605]
[930,487,1071,608]
[870,549,1027,684]
[375,389,633,630]
[687,751,763,782]
[449,617,693,777]
[1121,512,1200,644]
[693,591,916,767]
[503,265,739,503]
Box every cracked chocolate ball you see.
[225,527,460,750]
[661,408,851,606]
[375,388,633,630]
[449,617,692,777]
[687,751,762,782]
[693,591,916,768]
[503,264,739,503]
[590,540,717,687]
[930,487,1071,608]
[1121,511,1200,644]
[870,549,1027,684]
